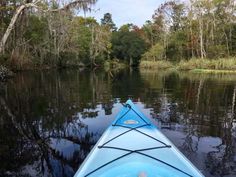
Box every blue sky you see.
[81,0,165,27]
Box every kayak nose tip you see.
[138,172,147,177]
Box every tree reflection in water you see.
[0,69,236,177]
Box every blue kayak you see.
[74,100,204,177]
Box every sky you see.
[80,0,165,27]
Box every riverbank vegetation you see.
[140,0,236,71]
[178,58,236,71]
[0,0,146,71]
[1,0,236,72]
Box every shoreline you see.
[140,58,236,73]
[189,69,236,73]
[2,58,236,82]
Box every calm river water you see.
[0,69,236,177]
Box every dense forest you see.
[0,0,236,71]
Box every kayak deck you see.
[74,100,204,177]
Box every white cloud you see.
[81,0,165,27]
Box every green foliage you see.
[169,2,185,32]
[166,30,188,61]
[69,17,93,62]
[91,25,112,64]
[141,43,165,61]
[111,28,147,66]
[24,15,48,45]
[207,45,227,58]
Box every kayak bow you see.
[74,100,204,177]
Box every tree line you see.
[0,0,236,70]
[142,0,236,62]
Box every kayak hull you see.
[74,100,204,177]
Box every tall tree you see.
[101,13,117,32]
[112,25,147,66]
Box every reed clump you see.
[178,58,236,71]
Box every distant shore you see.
[1,57,236,82]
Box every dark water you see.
[0,69,236,177]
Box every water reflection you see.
[0,69,236,177]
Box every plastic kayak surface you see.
[74,100,204,177]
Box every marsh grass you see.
[178,58,236,71]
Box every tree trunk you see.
[0,3,38,54]
[129,57,133,66]
[190,20,194,58]
[0,5,26,54]
[199,17,205,59]
[212,11,216,45]
[224,29,230,57]
[189,4,194,58]
[90,25,95,65]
